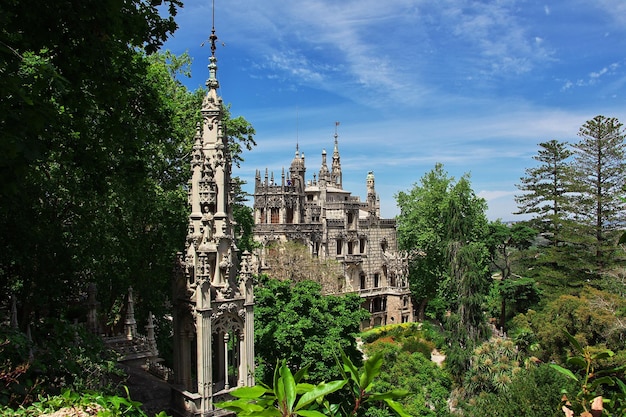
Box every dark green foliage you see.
[254,277,369,384]
[515,139,574,245]
[0,319,121,410]
[396,163,491,335]
[463,364,576,417]
[364,326,452,417]
[0,388,169,417]
[511,287,626,363]
[571,115,626,268]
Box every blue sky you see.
[162,0,626,221]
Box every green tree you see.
[1,0,184,329]
[0,0,181,193]
[396,163,453,320]
[515,140,574,245]
[397,165,491,378]
[485,221,538,330]
[443,176,491,344]
[571,115,626,269]
[0,44,257,337]
[366,341,452,417]
[254,277,369,384]
[512,287,626,363]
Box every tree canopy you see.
[254,277,369,384]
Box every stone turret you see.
[331,125,342,189]
[171,11,255,416]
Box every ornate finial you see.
[210,0,217,57]
[203,0,219,88]
[334,121,340,142]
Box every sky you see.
[161,0,626,221]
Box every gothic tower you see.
[171,13,255,416]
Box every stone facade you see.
[253,133,413,328]
[170,24,255,417]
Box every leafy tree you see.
[515,140,574,245]
[441,175,491,368]
[397,164,491,377]
[512,287,626,362]
[571,115,626,269]
[0,0,181,194]
[1,0,186,330]
[395,164,455,320]
[254,277,369,384]
[365,341,452,417]
[485,221,538,329]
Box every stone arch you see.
[212,310,245,392]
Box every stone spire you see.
[124,287,137,340]
[331,122,342,189]
[171,4,255,414]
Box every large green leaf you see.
[550,364,579,381]
[563,330,583,354]
[340,350,359,386]
[214,398,265,413]
[592,350,614,361]
[360,353,383,390]
[295,380,347,410]
[567,356,587,370]
[365,390,410,402]
[230,386,270,399]
[296,410,328,417]
[384,398,412,417]
[280,363,297,413]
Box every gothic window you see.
[336,239,343,255]
[360,273,366,289]
[286,207,294,224]
[259,208,265,224]
[359,238,366,253]
[270,208,279,224]
[347,212,354,227]
[347,241,354,255]
[374,273,380,288]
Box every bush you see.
[463,364,576,417]
[0,319,122,410]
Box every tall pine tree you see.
[571,115,626,269]
[515,139,574,246]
